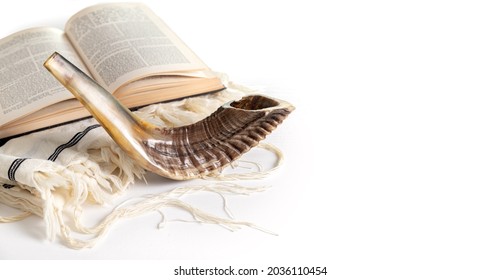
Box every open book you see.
[0,3,224,140]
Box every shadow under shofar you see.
[43,52,295,180]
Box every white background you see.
[3,0,500,279]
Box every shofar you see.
[44,52,294,180]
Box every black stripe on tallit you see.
[2,124,100,189]
[7,158,28,181]
[47,124,100,162]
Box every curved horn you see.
[44,52,294,180]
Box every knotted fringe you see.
[0,80,285,249]
[0,143,144,241]
[55,183,276,250]
[206,143,284,181]
[56,142,281,249]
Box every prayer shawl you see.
[0,80,281,249]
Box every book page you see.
[0,27,88,127]
[65,3,207,93]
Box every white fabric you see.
[0,81,282,249]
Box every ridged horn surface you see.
[44,52,294,180]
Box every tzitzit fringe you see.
[206,142,284,181]
[54,183,277,249]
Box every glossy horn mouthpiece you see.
[44,52,294,180]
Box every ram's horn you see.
[44,52,294,180]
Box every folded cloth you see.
[0,81,280,249]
